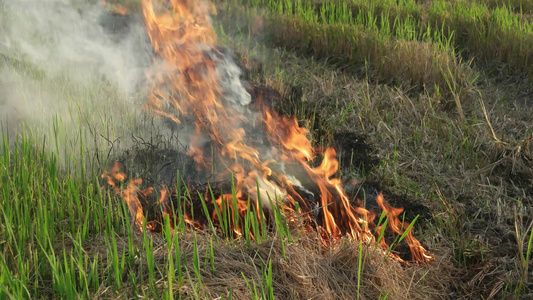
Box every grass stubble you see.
[2,0,533,299]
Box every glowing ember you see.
[103,0,434,263]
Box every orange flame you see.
[101,162,147,228]
[103,0,434,264]
[102,1,129,15]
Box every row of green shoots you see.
[1,125,419,298]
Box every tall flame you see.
[103,0,434,264]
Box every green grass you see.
[231,0,533,81]
[1,127,434,298]
[476,0,533,14]
[222,0,475,97]
[0,127,291,298]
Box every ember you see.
[103,0,433,264]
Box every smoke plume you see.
[0,0,154,168]
[0,0,253,172]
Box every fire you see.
[102,161,148,228]
[103,0,434,263]
[102,1,129,15]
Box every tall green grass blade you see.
[198,191,218,239]
[397,215,419,245]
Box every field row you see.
[223,0,532,91]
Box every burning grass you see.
[0,128,443,298]
[2,0,533,299]
[96,0,433,267]
[211,2,533,296]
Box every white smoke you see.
[2,0,151,95]
[0,0,153,168]
[216,54,252,107]
[0,0,255,175]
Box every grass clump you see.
[427,0,533,77]
[477,0,533,14]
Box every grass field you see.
[2,0,533,299]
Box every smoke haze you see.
[2,0,151,94]
[0,0,254,176]
[0,0,155,168]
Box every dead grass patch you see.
[87,232,450,299]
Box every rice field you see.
[2,0,533,299]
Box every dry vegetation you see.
[2,0,533,299]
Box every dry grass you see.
[215,10,533,295]
[87,231,450,299]
[262,13,474,96]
